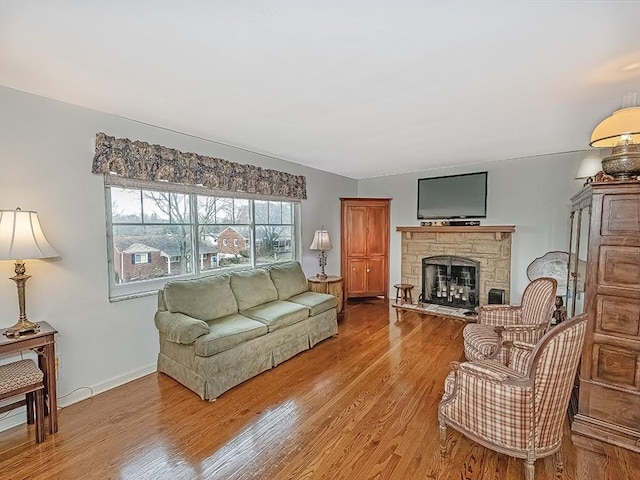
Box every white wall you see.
[358,153,588,302]
[0,86,356,428]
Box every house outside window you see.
[106,185,299,300]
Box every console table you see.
[0,321,58,434]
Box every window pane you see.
[111,188,142,223]
[254,200,268,224]
[142,191,170,223]
[282,203,292,224]
[112,225,193,283]
[255,225,293,264]
[197,196,217,224]
[216,225,250,268]
[196,225,219,272]
[268,201,282,224]
[170,193,190,224]
[234,199,250,224]
[215,198,234,224]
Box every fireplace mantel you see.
[397,225,515,241]
[396,225,515,233]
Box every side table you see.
[308,275,344,314]
[0,321,58,434]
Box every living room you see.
[1,3,640,479]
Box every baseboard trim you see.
[0,363,157,433]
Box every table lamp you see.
[309,229,332,279]
[0,208,59,337]
[590,92,640,179]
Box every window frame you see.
[104,177,300,302]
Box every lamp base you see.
[601,143,640,179]
[316,250,328,280]
[4,318,40,337]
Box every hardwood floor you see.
[1,299,639,479]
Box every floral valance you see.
[91,132,307,200]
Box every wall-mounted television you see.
[417,171,488,220]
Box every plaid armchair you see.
[439,313,587,480]
[463,277,557,364]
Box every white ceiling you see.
[2,1,640,179]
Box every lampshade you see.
[310,230,332,251]
[0,209,59,260]
[590,104,640,147]
[576,155,602,179]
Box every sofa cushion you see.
[241,300,309,332]
[163,274,238,321]
[230,269,278,311]
[268,262,308,300]
[288,292,337,316]
[194,314,268,357]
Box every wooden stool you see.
[394,284,414,304]
[0,359,46,443]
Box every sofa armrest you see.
[154,311,210,345]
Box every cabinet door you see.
[367,206,388,256]
[346,206,368,257]
[366,257,386,295]
[348,259,367,295]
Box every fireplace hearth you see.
[421,255,479,309]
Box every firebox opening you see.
[421,255,480,310]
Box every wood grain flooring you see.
[1,299,639,479]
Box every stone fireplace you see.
[396,226,515,306]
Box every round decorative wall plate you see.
[526,251,569,295]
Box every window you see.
[133,253,151,264]
[106,185,299,300]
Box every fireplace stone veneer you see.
[396,226,515,306]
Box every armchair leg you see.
[439,422,448,456]
[553,449,565,475]
[524,459,535,480]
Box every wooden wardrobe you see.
[340,198,391,300]
[568,180,640,453]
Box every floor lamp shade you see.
[0,208,59,337]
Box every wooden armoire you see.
[568,180,640,453]
[340,198,391,300]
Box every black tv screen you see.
[417,172,487,220]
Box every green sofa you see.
[154,261,338,400]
